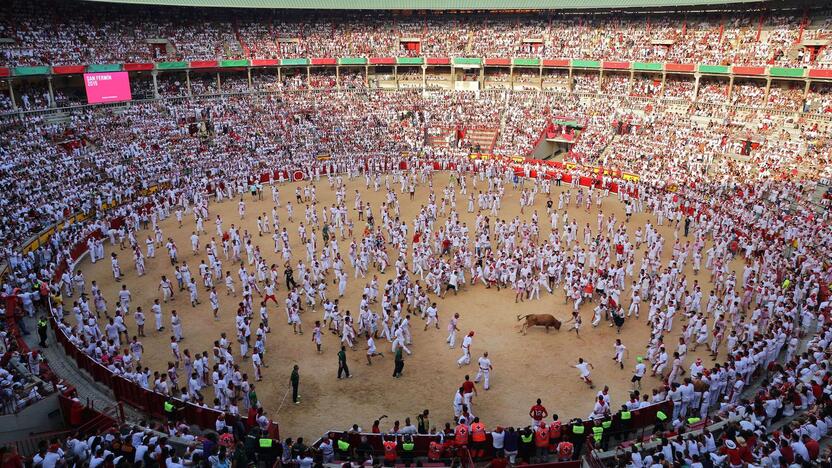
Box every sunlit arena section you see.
[1,0,832,466]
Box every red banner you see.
[808,69,832,79]
[123,63,155,71]
[484,58,511,66]
[602,61,630,70]
[369,57,395,65]
[311,58,337,66]
[52,65,86,75]
[190,60,219,69]
[665,63,695,73]
[732,66,765,76]
[251,59,280,66]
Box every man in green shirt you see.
[393,347,404,378]
[291,365,300,404]
[338,346,351,379]
[248,385,258,408]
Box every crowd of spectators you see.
[731,81,767,107]
[0,330,50,415]
[661,77,696,100]
[573,74,599,93]
[1,86,830,465]
[767,83,805,112]
[697,79,730,105]
[3,1,832,67]
[600,73,630,96]
[2,5,832,464]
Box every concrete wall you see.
[0,393,64,445]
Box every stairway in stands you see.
[466,128,499,152]
[427,127,499,152]
[427,127,453,148]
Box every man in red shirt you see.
[462,375,478,410]
[529,398,548,426]
[490,450,508,468]
[720,439,742,466]
[802,434,820,461]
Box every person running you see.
[366,332,384,365]
[574,358,594,389]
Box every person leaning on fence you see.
[401,434,416,467]
[611,404,633,443]
[568,418,586,460]
[454,419,469,447]
[591,418,612,451]
[163,396,179,421]
[333,433,351,461]
[255,432,280,466]
[470,417,487,459]
[318,436,335,463]
[382,434,397,467]
[655,408,669,434]
[518,426,534,463]
[533,421,549,463]
[427,434,444,463]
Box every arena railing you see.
[314,400,672,466]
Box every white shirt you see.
[461,335,472,349]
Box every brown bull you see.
[516,314,562,335]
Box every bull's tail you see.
[516,314,530,322]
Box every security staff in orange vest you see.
[556,440,574,461]
[548,414,562,451]
[427,436,444,462]
[534,422,549,462]
[454,419,470,447]
[470,417,487,459]
[382,435,397,467]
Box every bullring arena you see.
[2,0,832,466]
[73,165,721,438]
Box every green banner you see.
[513,58,540,67]
[571,60,600,68]
[220,59,249,67]
[396,57,424,66]
[453,57,482,66]
[769,67,804,78]
[13,66,51,76]
[339,57,368,66]
[698,64,730,74]
[156,61,188,70]
[87,64,121,72]
[633,62,663,71]
[552,119,581,128]
[280,58,309,66]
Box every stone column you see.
[151,70,159,98]
[8,78,17,110]
[47,76,55,108]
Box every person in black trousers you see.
[284,265,297,290]
[338,346,351,379]
[37,316,49,348]
[393,347,404,378]
[291,365,300,404]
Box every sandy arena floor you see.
[70,173,739,439]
